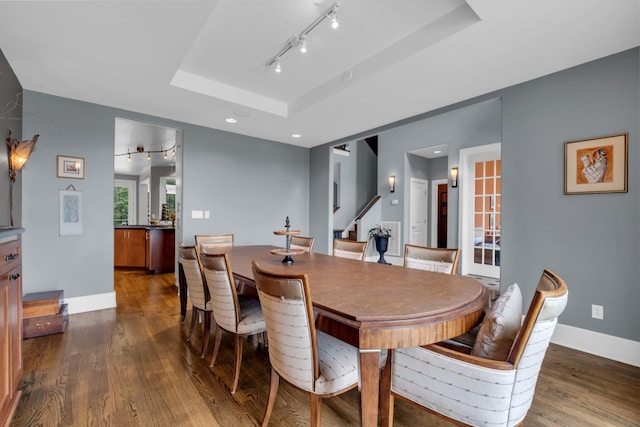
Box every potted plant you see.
[368,225,392,264]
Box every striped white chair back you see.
[333,239,368,261]
[199,252,240,333]
[178,245,207,310]
[253,268,317,391]
[404,258,454,274]
[403,244,459,275]
[290,235,315,252]
[195,234,234,255]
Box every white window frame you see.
[114,179,136,226]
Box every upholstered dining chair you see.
[333,238,369,261]
[380,269,569,427]
[290,235,315,252]
[177,244,213,358]
[199,252,266,394]
[251,261,360,427]
[403,243,460,274]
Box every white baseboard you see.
[552,323,640,367]
[64,291,117,315]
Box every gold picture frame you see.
[57,155,85,179]
[564,133,628,194]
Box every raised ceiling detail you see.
[1,0,638,148]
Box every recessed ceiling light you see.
[291,133,302,138]
[434,150,442,154]
[225,118,237,124]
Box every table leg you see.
[360,349,381,427]
[178,263,187,323]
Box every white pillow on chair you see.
[472,283,522,360]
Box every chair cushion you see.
[472,283,522,360]
[236,298,266,335]
[314,331,359,395]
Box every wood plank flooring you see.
[11,270,640,426]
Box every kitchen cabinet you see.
[114,228,146,267]
[1,232,23,427]
[146,228,175,274]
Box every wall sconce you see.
[7,130,39,182]
[450,167,458,188]
[6,130,39,227]
[388,175,396,193]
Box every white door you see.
[409,178,428,246]
[459,143,501,278]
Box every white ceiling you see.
[1,0,638,173]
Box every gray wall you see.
[22,91,116,299]
[180,125,309,247]
[500,48,639,341]
[19,92,309,299]
[0,49,23,227]
[309,145,331,254]
[309,48,639,342]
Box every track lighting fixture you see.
[267,1,340,73]
[114,144,177,161]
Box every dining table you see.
[197,245,487,426]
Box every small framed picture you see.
[564,133,628,194]
[57,155,85,179]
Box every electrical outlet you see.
[591,304,604,320]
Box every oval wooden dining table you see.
[215,245,486,426]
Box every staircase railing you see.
[339,195,382,241]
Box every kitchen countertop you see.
[114,225,174,230]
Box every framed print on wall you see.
[57,155,85,179]
[564,133,628,194]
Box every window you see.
[160,177,176,219]
[114,179,136,226]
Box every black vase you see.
[374,235,390,264]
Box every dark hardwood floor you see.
[11,270,640,426]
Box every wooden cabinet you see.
[114,228,146,267]
[1,236,23,427]
[145,228,175,274]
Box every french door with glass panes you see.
[460,144,501,278]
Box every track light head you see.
[274,59,282,73]
[299,36,307,53]
[329,4,339,29]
